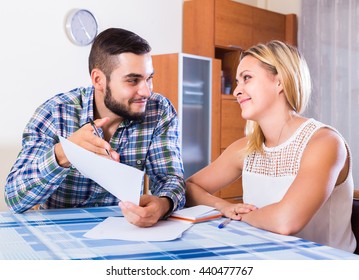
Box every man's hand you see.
[119,195,172,227]
[54,117,120,167]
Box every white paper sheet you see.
[83,217,193,241]
[59,136,143,204]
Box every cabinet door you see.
[215,0,253,50]
[252,8,286,43]
[183,0,215,57]
[152,53,222,178]
[182,55,212,178]
[218,96,245,200]
[220,96,246,149]
[215,148,243,200]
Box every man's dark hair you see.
[88,28,151,78]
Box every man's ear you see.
[91,68,106,92]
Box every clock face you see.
[66,9,98,46]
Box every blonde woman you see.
[185,40,356,252]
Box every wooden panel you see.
[219,178,243,199]
[215,148,243,199]
[285,14,298,46]
[220,95,245,148]
[211,58,222,161]
[215,0,253,50]
[183,0,215,57]
[152,54,179,111]
[252,7,286,44]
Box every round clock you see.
[65,9,98,46]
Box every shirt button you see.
[95,203,99,207]
[136,160,142,165]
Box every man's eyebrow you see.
[124,73,143,78]
[124,71,155,78]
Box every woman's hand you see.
[218,202,257,220]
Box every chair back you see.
[352,197,359,254]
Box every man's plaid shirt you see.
[5,87,185,213]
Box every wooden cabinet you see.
[183,0,297,201]
[184,0,297,93]
[184,0,297,56]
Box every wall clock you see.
[65,9,98,46]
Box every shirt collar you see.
[79,86,95,127]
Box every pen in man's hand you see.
[218,218,231,229]
[89,118,111,157]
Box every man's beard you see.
[104,85,147,122]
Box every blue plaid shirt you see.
[5,87,185,213]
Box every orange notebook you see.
[169,205,222,223]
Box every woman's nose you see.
[233,84,242,97]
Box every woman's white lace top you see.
[243,118,356,252]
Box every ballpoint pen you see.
[218,218,232,229]
[89,118,111,157]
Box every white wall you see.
[0,0,183,211]
[257,0,301,15]
[0,0,300,211]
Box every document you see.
[59,136,143,204]
[83,217,193,241]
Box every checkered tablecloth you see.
[0,206,358,260]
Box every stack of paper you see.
[84,217,193,241]
[169,205,222,223]
[83,206,222,242]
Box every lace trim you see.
[244,120,322,177]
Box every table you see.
[0,206,358,260]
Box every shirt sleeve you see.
[145,100,186,215]
[4,106,70,213]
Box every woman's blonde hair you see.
[240,40,312,155]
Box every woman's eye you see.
[243,75,251,81]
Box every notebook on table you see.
[169,205,222,223]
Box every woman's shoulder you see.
[226,137,248,150]
[305,122,347,161]
[294,118,345,148]
[309,119,345,146]
[302,121,350,186]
